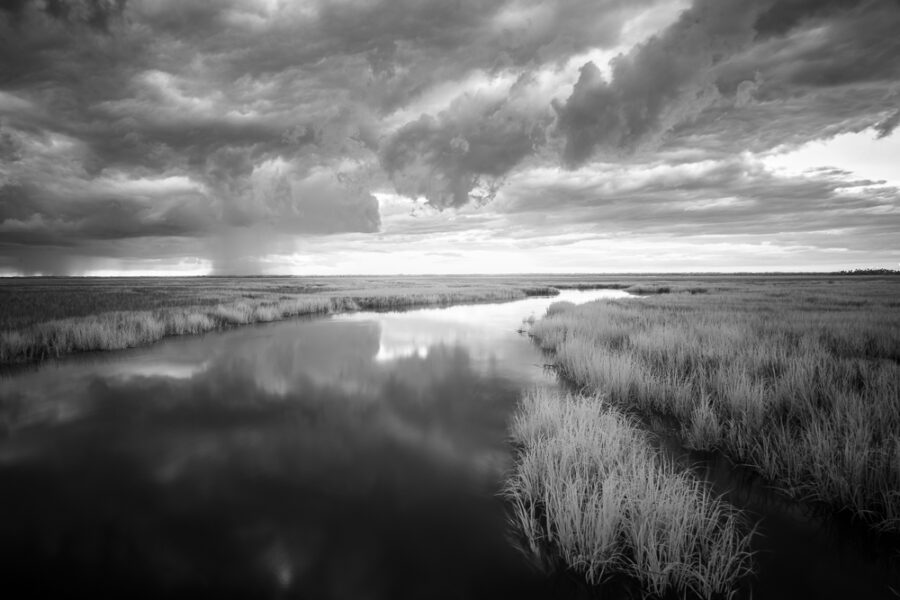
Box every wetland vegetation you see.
[2,273,881,365]
[526,276,900,533]
[0,275,568,363]
[501,274,900,598]
[504,387,753,598]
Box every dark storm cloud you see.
[555,0,759,165]
[372,0,663,208]
[1,0,126,30]
[553,0,900,166]
[0,128,21,161]
[752,0,866,37]
[0,175,214,245]
[1,0,664,272]
[661,84,897,163]
[720,1,900,91]
[0,0,390,272]
[380,74,551,209]
[876,109,900,138]
[676,0,900,160]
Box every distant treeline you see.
[838,268,899,275]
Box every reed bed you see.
[505,387,753,598]
[529,278,900,530]
[0,286,551,364]
[0,297,337,362]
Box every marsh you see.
[1,278,899,599]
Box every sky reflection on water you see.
[0,289,625,599]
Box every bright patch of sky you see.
[762,128,900,187]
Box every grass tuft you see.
[504,387,753,598]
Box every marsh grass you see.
[625,284,709,295]
[0,286,552,363]
[529,278,900,530]
[505,387,753,598]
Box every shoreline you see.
[0,285,566,366]
[3,273,897,367]
[526,279,900,531]
[507,278,900,597]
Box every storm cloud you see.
[553,0,900,165]
[380,73,553,209]
[1,0,898,273]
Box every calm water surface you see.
[1,289,898,599]
[0,290,621,599]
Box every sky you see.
[0,0,898,275]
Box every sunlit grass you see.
[504,387,753,598]
[0,286,557,363]
[529,277,900,530]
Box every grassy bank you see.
[2,273,894,368]
[0,273,784,365]
[0,284,556,364]
[504,387,753,598]
[0,274,860,330]
[529,277,900,530]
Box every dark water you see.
[0,290,621,600]
[644,419,900,600]
[685,447,900,600]
[2,290,899,600]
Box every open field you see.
[528,276,900,531]
[504,387,753,598]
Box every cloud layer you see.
[1,0,898,273]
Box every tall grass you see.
[0,286,554,364]
[0,297,339,362]
[505,387,753,598]
[529,279,900,530]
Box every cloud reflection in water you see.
[0,290,628,598]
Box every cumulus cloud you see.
[380,74,552,209]
[553,0,900,165]
[554,0,759,165]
